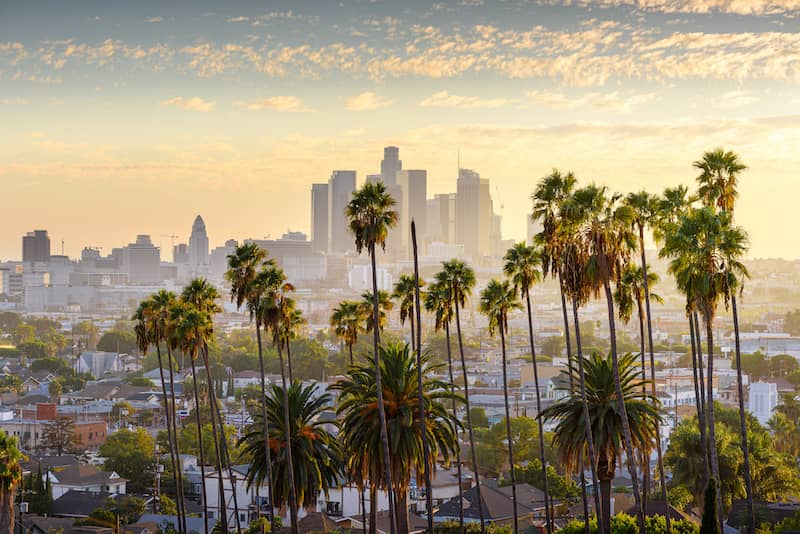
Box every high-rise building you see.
[380,146,402,187]
[311,183,329,254]
[395,169,427,256]
[527,214,543,246]
[123,235,161,285]
[455,169,493,259]
[209,239,238,281]
[22,230,50,263]
[173,243,189,264]
[327,170,356,254]
[188,215,209,273]
[428,193,456,244]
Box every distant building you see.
[246,238,326,282]
[173,243,189,264]
[395,169,427,257]
[122,235,161,285]
[46,464,127,499]
[349,264,392,292]
[209,239,238,281]
[311,183,329,254]
[327,171,356,254]
[22,230,51,263]
[77,351,123,377]
[749,381,778,425]
[527,214,543,246]
[380,146,402,187]
[189,215,209,274]
[455,169,493,259]
[428,194,456,245]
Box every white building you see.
[77,351,122,377]
[46,464,127,500]
[348,265,392,292]
[749,381,779,425]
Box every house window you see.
[326,501,342,517]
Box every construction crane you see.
[161,234,179,249]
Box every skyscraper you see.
[380,146,401,187]
[188,215,209,273]
[395,169,427,256]
[123,235,161,285]
[327,170,356,254]
[22,230,50,263]
[428,193,456,244]
[455,168,493,259]
[311,183,329,254]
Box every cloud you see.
[227,16,250,23]
[570,0,800,16]
[419,90,515,108]
[345,91,396,111]
[145,16,163,23]
[161,96,215,112]
[244,95,310,112]
[524,90,658,112]
[711,90,760,109]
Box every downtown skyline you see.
[3,0,800,259]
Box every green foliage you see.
[555,514,699,534]
[700,480,720,534]
[244,517,271,534]
[287,338,330,381]
[99,427,155,494]
[30,356,71,374]
[512,458,580,499]
[774,509,800,534]
[41,417,81,455]
[125,374,155,387]
[157,494,177,516]
[668,485,694,512]
[24,466,52,515]
[784,309,800,336]
[435,521,511,534]
[470,407,489,428]
[97,329,138,354]
[0,374,22,393]
[177,422,239,468]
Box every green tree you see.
[700,479,720,534]
[331,300,363,367]
[99,427,155,494]
[470,407,489,428]
[0,431,23,534]
[334,343,460,534]
[41,417,80,455]
[541,352,661,534]
[346,181,400,534]
[96,330,138,354]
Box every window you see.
[326,501,342,517]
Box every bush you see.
[555,514,699,534]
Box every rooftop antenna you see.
[61,239,64,255]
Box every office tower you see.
[527,214,543,246]
[429,193,456,244]
[327,171,356,254]
[380,146,402,186]
[395,169,427,256]
[455,169,493,259]
[365,174,381,184]
[209,239,238,280]
[490,212,503,257]
[311,183,329,254]
[173,243,189,263]
[123,235,161,285]
[22,230,51,263]
[188,215,209,273]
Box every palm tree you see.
[439,259,485,534]
[331,301,363,366]
[133,296,186,532]
[479,278,522,534]
[579,185,646,534]
[346,181,399,534]
[503,241,552,534]
[278,298,304,383]
[0,431,23,534]
[261,266,300,533]
[334,343,461,534]
[240,383,342,515]
[182,279,242,533]
[695,148,754,534]
[226,244,277,528]
[532,170,592,527]
[359,290,394,334]
[424,279,464,531]
[392,274,423,351]
[541,352,661,534]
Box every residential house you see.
[435,479,547,527]
[77,352,122,377]
[46,463,127,499]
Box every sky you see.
[1,0,799,260]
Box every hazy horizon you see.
[3,0,800,260]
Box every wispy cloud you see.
[244,95,310,112]
[145,16,163,23]
[161,96,215,112]
[419,90,515,109]
[711,90,760,109]
[524,90,658,112]
[345,91,396,111]
[570,0,800,16]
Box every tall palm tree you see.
[359,290,393,334]
[346,181,399,534]
[261,266,300,533]
[580,185,646,534]
[331,301,363,366]
[181,279,242,533]
[278,299,304,383]
[503,242,552,534]
[334,343,461,534]
[392,274,423,351]
[226,244,277,528]
[479,278,522,534]
[0,431,23,534]
[439,259,485,534]
[240,383,342,516]
[695,148,754,534]
[424,279,464,531]
[533,170,590,529]
[541,352,661,534]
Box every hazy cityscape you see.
[3,2,800,534]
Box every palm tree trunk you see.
[636,300,649,515]
[286,340,294,384]
[499,324,518,534]
[0,483,14,534]
[703,314,724,533]
[348,343,354,367]
[410,313,415,353]
[255,323,276,529]
[369,484,378,534]
[455,297,486,534]
[603,281,645,534]
[559,274,588,533]
[445,320,465,532]
[692,311,710,477]
[638,228,670,534]
[524,289,551,534]
[369,242,397,534]
[203,345,242,534]
[190,357,210,530]
[688,315,709,480]
[571,298,603,531]
[411,221,434,534]
[199,351,229,533]
[276,343,299,534]
[156,344,184,532]
[361,484,367,534]
[166,348,187,534]
[732,295,755,534]
[396,488,410,534]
